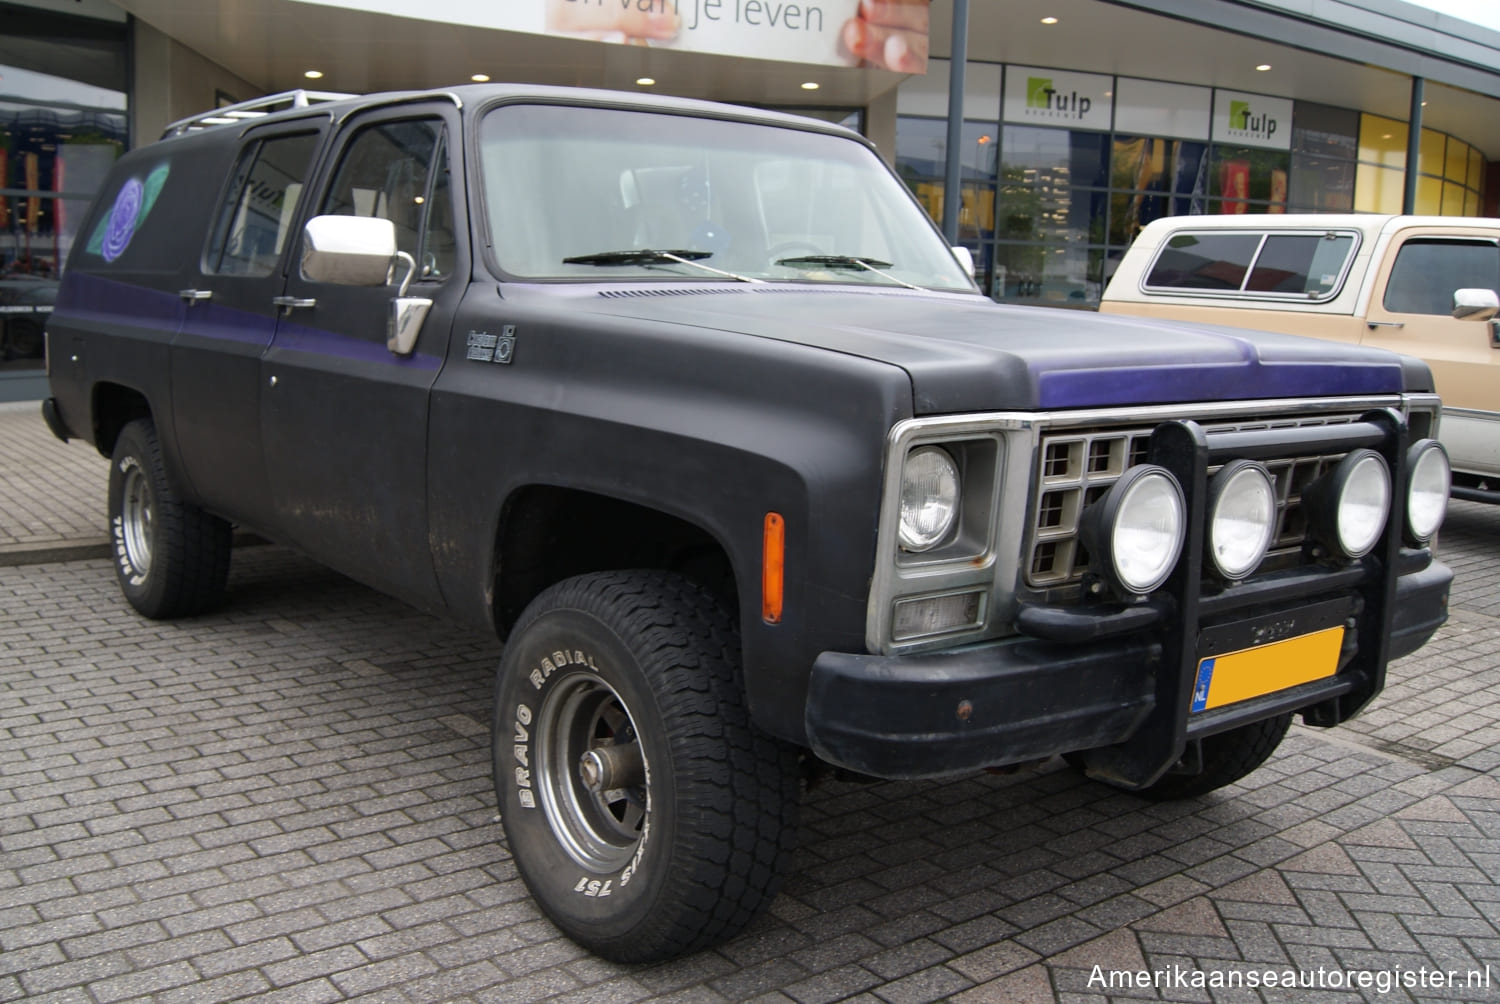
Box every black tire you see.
[107,418,232,619]
[493,570,800,962]
[1072,713,1292,801]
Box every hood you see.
[524,284,1413,414]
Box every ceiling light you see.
[1255,64,1272,71]
[471,73,490,82]
[636,77,656,86]
[304,69,323,79]
[801,81,820,90]
[1040,16,1058,24]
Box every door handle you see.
[1365,320,1404,329]
[178,289,213,303]
[272,296,317,315]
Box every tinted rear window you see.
[1145,229,1357,299]
[1146,233,1261,290]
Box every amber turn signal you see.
[762,512,785,624]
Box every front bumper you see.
[805,555,1449,782]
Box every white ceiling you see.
[112,0,1500,157]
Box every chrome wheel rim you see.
[120,464,153,577]
[534,671,649,872]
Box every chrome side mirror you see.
[951,245,976,278]
[1451,287,1499,322]
[301,215,398,286]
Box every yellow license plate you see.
[1191,626,1344,712]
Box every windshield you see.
[478,103,977,292]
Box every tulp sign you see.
[287,0,903,68]
[1212,90,1293,150]
[1003,66,1113,131]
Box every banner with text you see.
[289,0,928,69]
[1002,65,1113,131]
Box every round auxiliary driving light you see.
[1082,465,1185,596]
[1207,460,1277,581]
[1405,439,1450,545]
[898,446,960,552]
[1307,449,1391,559]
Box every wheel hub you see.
[534,671,649,871]
[119,465,153,576]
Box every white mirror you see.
[951,245,975,278]
[302,215,398,286]
[1452,287,1500,322]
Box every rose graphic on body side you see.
[87,163,170,262]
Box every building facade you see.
[3,0,1499,400]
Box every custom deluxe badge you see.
[467,326,517,364]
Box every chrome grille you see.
[1025,412,1359,588]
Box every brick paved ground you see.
[0,403,109,561]
[2,494,1499,1000]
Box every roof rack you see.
[161,89,357,139]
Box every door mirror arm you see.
[387,250,432,356]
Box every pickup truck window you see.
[1145,230,1357,300]
[1383,238,1500,315]
[1147,232,1261,290]
[205,132,320,277]
[478,103,976,292]
[319,119,455,281]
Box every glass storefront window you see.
[1358,115,1407,169]
[898,73,1489,306]
[1289,154,1354,212]
[1354,163,1404,214]
[992,242,1103,306]
[1209,145,1290,209]
[1419,128,1446,179]
[1000,126,1109,190]
[2,13,127,373]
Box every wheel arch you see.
[91,381,154,459]
[490,484,741,640]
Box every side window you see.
[1146,233,1262,290]
[1383,239,1500,316]
[1245,234,1355,296]
[319,118,455,280]
[205,133,321,277]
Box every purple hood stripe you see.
[1034,359,1403,409]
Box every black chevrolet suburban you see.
[42,85,1453,961]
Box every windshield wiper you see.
[773,254,922,290]
[562,248,761,283]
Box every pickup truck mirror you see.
[302,215,399,286]
[1451,287,1500,322]
[951,246,976,278]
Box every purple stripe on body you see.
[55,272,181,330]
[274,321,442,370]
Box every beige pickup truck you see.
[1102,214,1500,501]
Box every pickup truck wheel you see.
[107,419,232,619]
[493,571,799,962]
[1071,713,1292,801]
